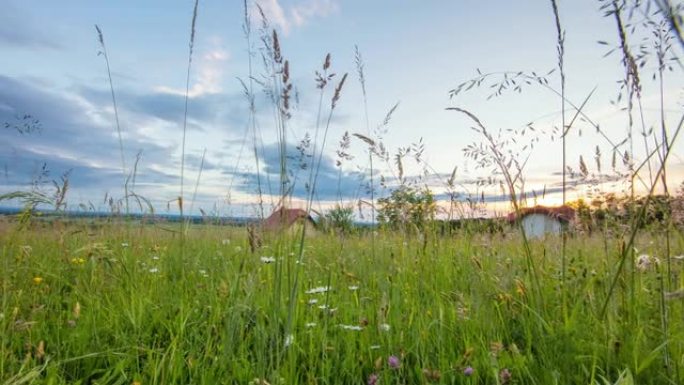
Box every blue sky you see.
[1,0,682,218]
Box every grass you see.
[1,1,682,384]
[1,220,683,384]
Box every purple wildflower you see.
[388,355,400,369]
[463,366,474,376]
[500,368,511,384]
[367,373,379,385]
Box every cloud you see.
[227,141,366,201]
[0,2,62,50]
[255,0,290,33]
[253,0,339,34]
[0,75,180,208]
[154,37,231,98]
[290,0,339,27]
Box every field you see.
[1,1,683,384]
[2,219,683,384]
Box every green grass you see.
[1,220,683,384]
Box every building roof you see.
[262,208,315,231]
[506,205,575,223]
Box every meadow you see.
[1,218,683,384]
[2,0,684,384]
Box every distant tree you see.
[322,204,355,234]
[377,185,436,231]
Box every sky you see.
[1,0,683,219]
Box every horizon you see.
[1,0,683,219]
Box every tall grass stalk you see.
[449,107,544,307]
[549,0,568,319]
[242,0,265,220]
[355,46,375,257]
[600,113,683,318]
[180,0,199,222]
[95,25,128,215]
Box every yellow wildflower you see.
[33,276,43,285]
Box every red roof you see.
[506,205,575,223]
[262,208,314,231]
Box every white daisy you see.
[306,286,331,294]
[339,324,363,331]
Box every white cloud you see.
[155,37,230,98]
[253,0,339,35]
[255,0,290,33]
[290,0,338,28]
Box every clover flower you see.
[388,355,400,369]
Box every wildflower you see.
[260,256,276,264]
[36,340,45,360]
[379,323,391,332]
[422,368,441,382]
[221,239,231,245]
[73,302,81,319]
[348,285,359,291]
[121,242,129,248]
[148,268,159,273]
[490,341,504,356]
[367,373,379,385]
[305,322,317,328]
[636,254,651,271]
[339,324,363,331]
[71,257,86,265]
[463,366,474,376]
[307,299,319,305]
[316,304,337,314]
[20,245,32,258]
[33,276,43,285]
[388,355,400,369]
[305,286,331,294]
[499,368,511,384]
[284,334,294,347]
[672,255,684,261]
[151,255,160,260]
[370,345,381,350]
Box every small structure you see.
[262,207,316,233]
[506,205,575,238]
